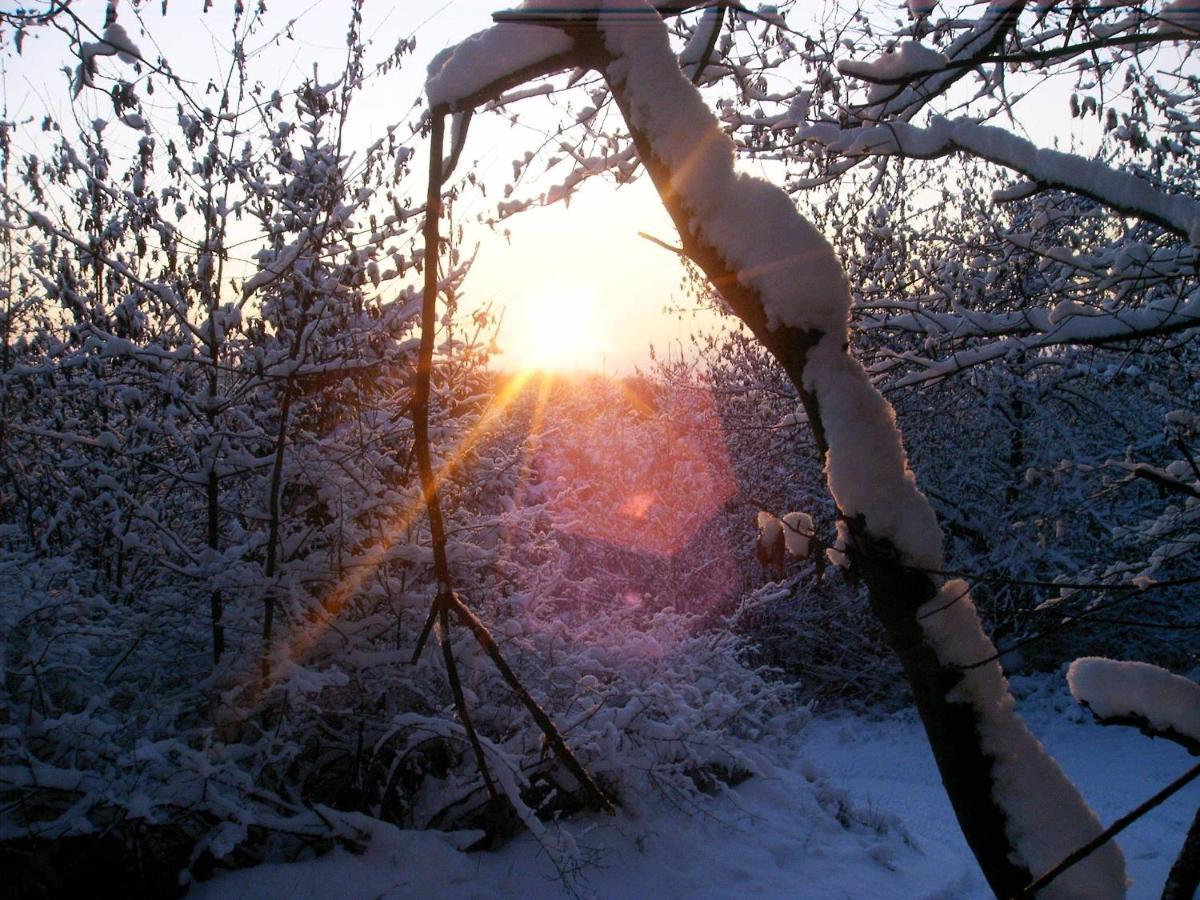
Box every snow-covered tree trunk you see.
[426,3,1127,895]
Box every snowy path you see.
[193,682,1199,899]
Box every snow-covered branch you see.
[1068,657,1200,753]
[843,0,1027,123]
[881,288,1200,387]
[797,117,1200,244]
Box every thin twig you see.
[416,111,498,803]
[446,591,616,814]
[638,230,689,257]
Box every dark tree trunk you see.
[425,10,1119,895]
[1163,805,1200,900]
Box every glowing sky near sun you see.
[8,0,729,373]
[463,173,726,373]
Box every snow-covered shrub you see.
[0,510,802,881]
[733,569,905,711]
[370,599,803,825]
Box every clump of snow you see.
[837,42,948,83]
[1047,299,1098,324]
[426,19,574,109]
[781,511,814,558]
[992,180,1039,203]
[757,509,783,545]
[1068,658,1200,745]
[757,510,814,559]
[74,23,143,96]
[100,23,141,63]
[919,581,1127,898]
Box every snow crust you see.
[1068,657,1200,744]
[919,580,1127,898]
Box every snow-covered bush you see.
[0,482,802,884]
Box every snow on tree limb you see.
[796,117,1200,245]
[885,289,1200,387]
[921,582,1127,898]
[848,0,1027,122]
[592,0,943,569]
[426,23,575,110]
[1068,658,1200,753]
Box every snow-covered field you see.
[192,677,1198,899]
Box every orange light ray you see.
[232,368,538,717]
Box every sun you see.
[502,280,604,371]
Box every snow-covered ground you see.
[192,678,1198,899]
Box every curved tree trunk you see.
[602,75,1037,900]
[592,18,1121,894]
[425,4,1126,896]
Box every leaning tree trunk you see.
[1163,806,1200,900]
[594,21,1123,896]
[424,4,1126,896]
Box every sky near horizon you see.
[4,1,1145,373]
[388,0,728,373]
[4,0,732,373]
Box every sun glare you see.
[503,281,604,371]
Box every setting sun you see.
[500,280,607,372]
